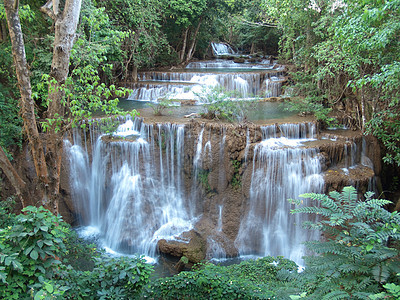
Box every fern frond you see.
[353,277,375,291]
[365,198,392,209]
[338,263,364,274]
[320,197,342,213]
[340,186,359,215]
[299,192,330,203]
[291,206,330,215]
[371,263,392,283]
[322,289,350,300]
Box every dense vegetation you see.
[261,0,400,167]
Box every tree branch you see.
[240,18,278,28]
[40,0,57,21]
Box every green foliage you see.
[0,205,153,299]
[0,42,23,159]
[198,169,211,193]
[283,72,337,127]
[367,109,400,166]
[0,196,15,229]
[231,159,241,188]
[58,255,153,299]
[96,118,122,136]
[196,87,256,122]
[0,86,22,158]
[370,274,400,299]
[262,0,400,163]
[163,0,207,28]
[229,0,280,54]
[288,186,400,299]
[100,0,171,70]
[147,97,177,116]
[0,206,69,299]
[146,256,298,299]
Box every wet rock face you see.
[177,123,381,260]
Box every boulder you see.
[157,230,207,264]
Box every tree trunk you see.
[185,20,202,63]
[4,0,49,192]
[2,0,82,214]
[180,28,189,63]
[132,65,138,82]
[41,0,82,213]
[0,145,26,207]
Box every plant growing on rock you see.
[147,97,177,116]
[196,87,256,123]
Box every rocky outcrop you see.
[157,230,207,264]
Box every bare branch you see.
[240,18,278,28]
[53,0,60,16]
[40,0,56,21]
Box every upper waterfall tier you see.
[211,42,236,56]
[126,59,285,101]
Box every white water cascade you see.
[67,118,193,257]
[65,52,378,266]
[235,123,324,264]
[211,42,235,56]
[65,117,379,265]
[127,58,285,101]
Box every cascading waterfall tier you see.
[67,118,192,257]
[211,42,235,56]
[125,57,285,101]
[66,118,378,265]
[235,123,324,264]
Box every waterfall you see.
[211,42,235,56]
[265,77,282,97]
[68,118,191,257]
[217,205,223,232]
[235,123,323,264]
[128,63,284,101]
[66,117,379,265]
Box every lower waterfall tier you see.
[64,118,380,266]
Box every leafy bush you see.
[57,255,153,299]
[0,86,23,159]
[0,205,153,299]
[196,87,256,123]
[146,256,298,299]
[147,97,176,116]
[0,206,69,299]
[286,186,400,299]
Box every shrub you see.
[0,205,153,299]
[146,256,298,299]
[285,186,400,299]
[0,206,69,299]
[196,87,257,123]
